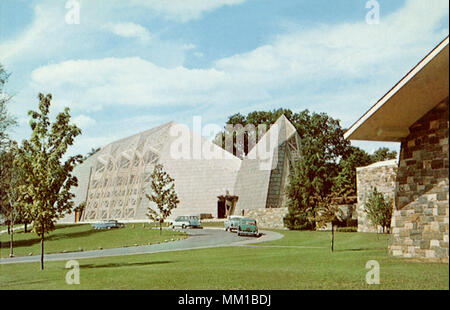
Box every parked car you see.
[224,215,243,232]
[92,219,125,230]
[237,218,259,237]
[170,215,202,229]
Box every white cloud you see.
[72,114,96,129]
[127,0,247,22]
[103,22,151,42]
[182,43,197,50]
[28,0,449,118]
[0,4,57,64]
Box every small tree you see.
[15,93,82,270]
[145,164,179,235]
[309,194,341,252]
[364,188,393,233]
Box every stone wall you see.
[356,160,398,233]
[389,98,449,262]
[242,207,288,229]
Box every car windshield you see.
[189,216,199,220]
[175,216,184,221]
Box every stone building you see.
[61,115,299,229]
[345,37,449,261]
[356,159,398,233]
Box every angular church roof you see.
[234,115,300,211]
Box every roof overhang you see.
[344,37,449,142]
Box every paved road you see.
[0,228,284,265]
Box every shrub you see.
[283,212,315,230]
[364,187,393,233]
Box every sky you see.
[0,0,448,157]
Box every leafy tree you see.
[308,193,341,252]
[284,111,350,229]
[0,144,30,257]
[364,187,393,233]
[15,93,82,270]
[82,147,101,160]
[370,147,397,163]
[145,164,179,235]
[0,64,16,150]
[332,146,373,197]
[214,108,295,158]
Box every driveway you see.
[0,228,284,265]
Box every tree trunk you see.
[40,234,45,271]
[331,223,335,252]
[24,222,28,233]
[9,220,14,257]
[7,223,10,235]
[159,220,162,236]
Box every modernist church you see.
[62,115,300,223]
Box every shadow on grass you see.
[78,261,174,269]
[0,226,102,249]
[334,247,387,252]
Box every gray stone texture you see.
[389,98,449,262]
[356,160,398,233]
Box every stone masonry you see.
[242,207,288,229]
[389,97,449,262]
[356,160,398,233]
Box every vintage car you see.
[237,218,259,237]
[92,219,125,230]
[170,215,202,229]
[224,215,243,232]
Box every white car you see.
[169,215,202,229]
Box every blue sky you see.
[0,0,448,157]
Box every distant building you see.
[345,37,449,261]
[61,115,300,228]
[356,159,398,233]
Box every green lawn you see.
[0,230,447,290]
[0,223,186,258]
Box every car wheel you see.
[182,224,186,229]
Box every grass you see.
[0,223,186,258]
[0,230,447,290]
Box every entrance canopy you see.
[345,37,449,142]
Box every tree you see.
[332,146,373,197]
[82,147,101,160]
[364,187,393,233]
[15,93,82,270]
[370,147,397,163]
[0,144,30,257]
[308,193,341,252]
[0,65,16,150]
[145,164,179,235]
[283,111,350,229]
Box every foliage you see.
[332,146,373,196]
[364,187,393,233]
[283,212,314,230]
[15,93,82,269]
[145,164,180,234]
[0,64,16,150]
[370,147,397,163]
[307,193,342,251]
[82,147,101,160]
